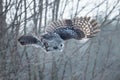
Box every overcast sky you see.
[61,0,119,19]
[5,0,120,28]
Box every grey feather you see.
[46,16,100,39]
[18,16,100,52]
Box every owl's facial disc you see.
[45,43,64,52]
[42,33,64,52]
[52,43,64,51]
[43,40,64,52]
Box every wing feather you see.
[18,35,44,48]
[46,16,100,40]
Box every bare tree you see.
[0,0,7,79]
[0,0,120,80]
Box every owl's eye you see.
[60,44,64,47]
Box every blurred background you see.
[0,0,120,80]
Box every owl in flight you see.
[18,17,100,52]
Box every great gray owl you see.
[18,17,100,52]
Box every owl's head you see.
[41,33,64,52]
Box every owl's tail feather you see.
[72,17,100,38]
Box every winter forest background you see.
[0,0,120,80]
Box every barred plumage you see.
[46,16,100,39]
[18,16,100,52]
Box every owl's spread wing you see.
[53,27,85,40]
[18,35,38,45]
[18,35,44,48]
[46,17,100,40]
